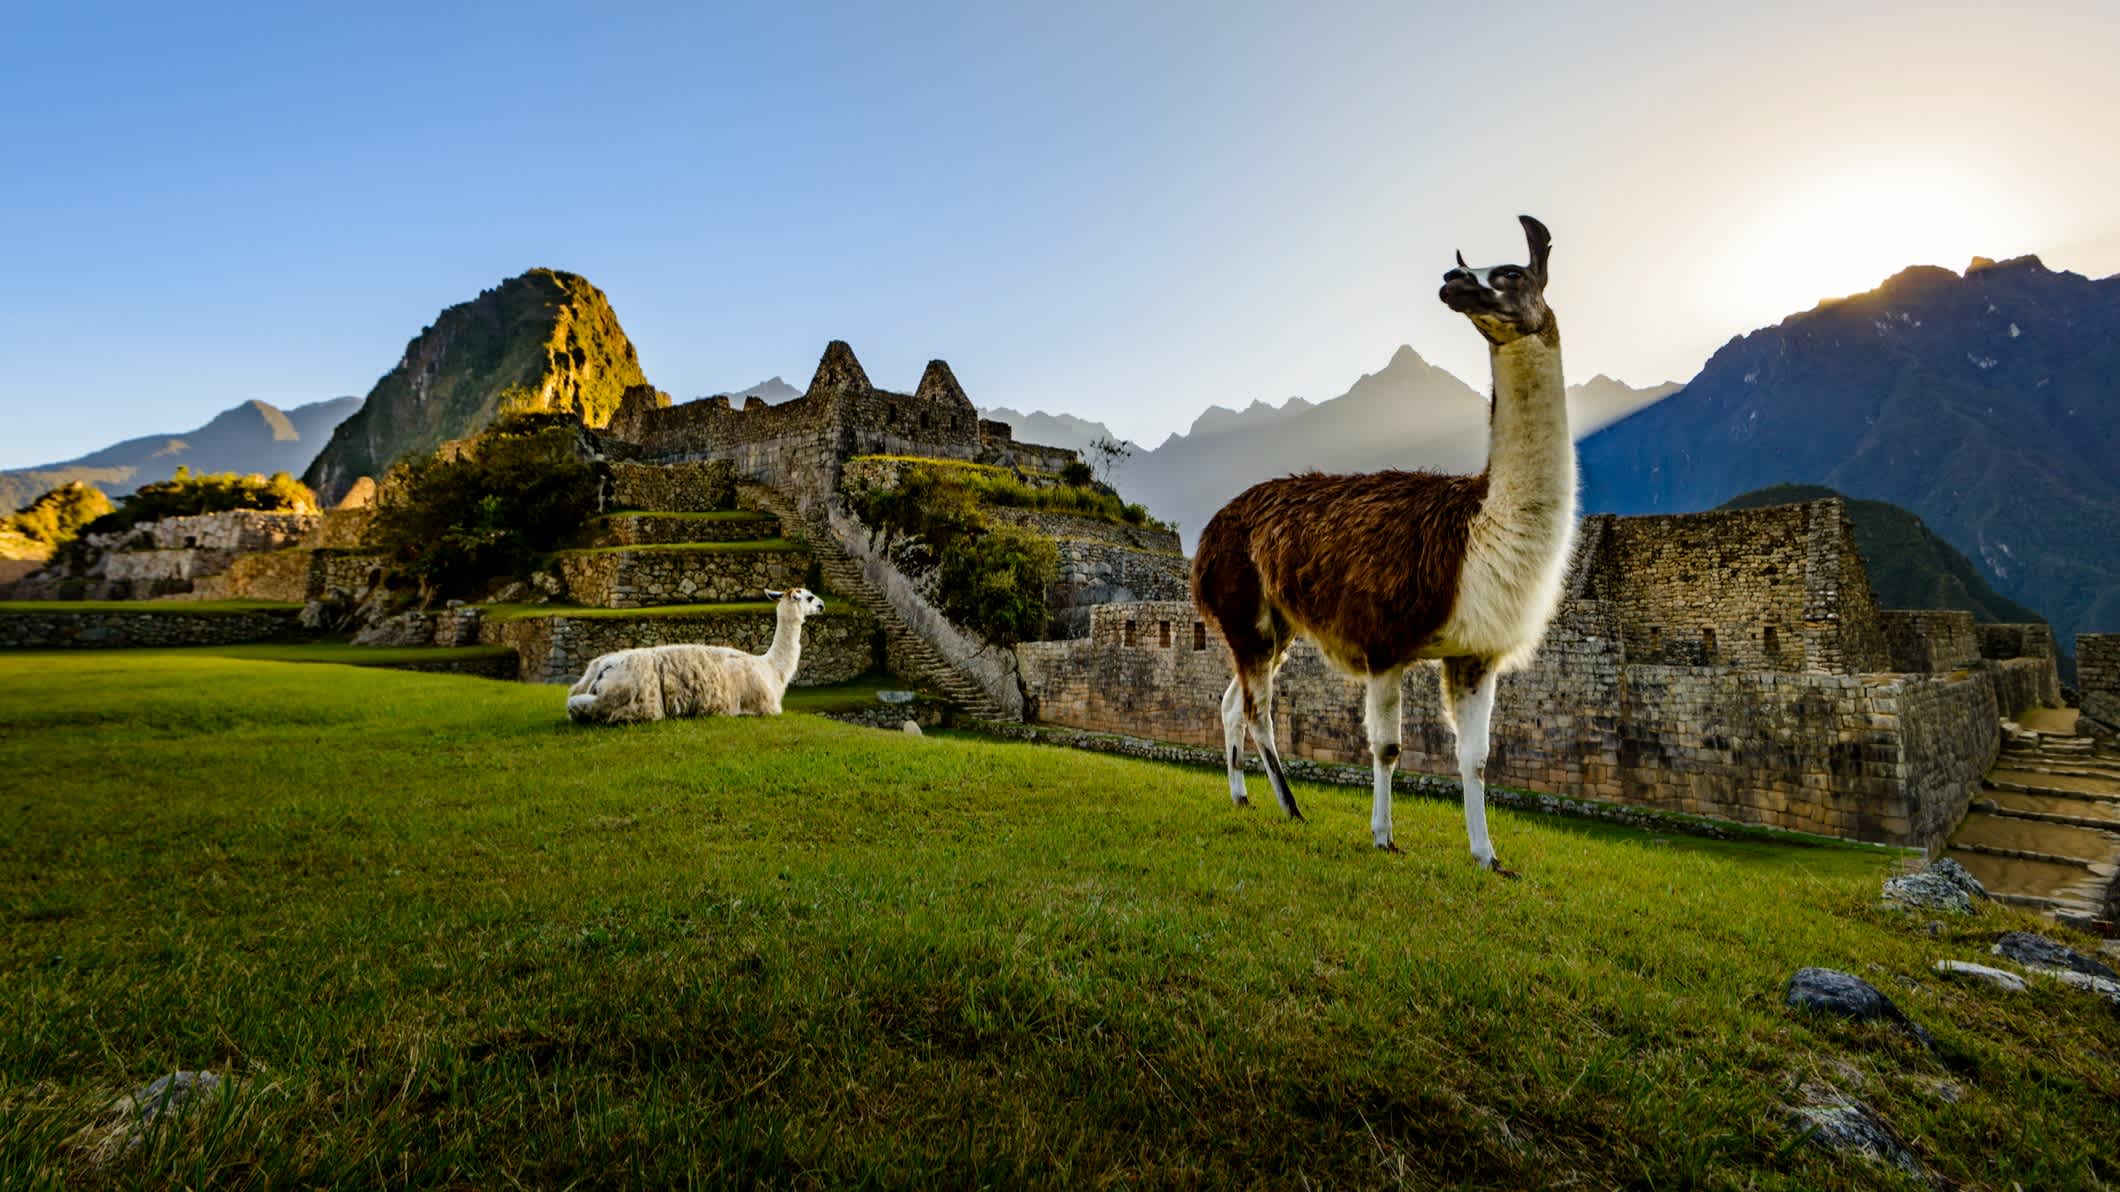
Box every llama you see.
[565,588,826,724]
[1191,215,1570,876]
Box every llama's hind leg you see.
[1220,678,1250,807]
[1241,659,1303,822]
[1444,657,1514,877]
[1364,670,1405,851]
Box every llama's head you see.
[1439,215,1554,347]
[766,587,826,618]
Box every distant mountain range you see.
[720,376,801,405]
[303,268,648,505]
[1580,255,2120,647]
[0,396,359,515]
[1089,345,1675,549]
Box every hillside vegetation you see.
[2,653,2115,1187]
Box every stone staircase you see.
[1945,709,2120,926]
[737,482,1010,720]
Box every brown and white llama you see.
[1191,215,1570,875]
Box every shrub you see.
[936,524,1057,645]
[1060,459,1094,487]
[366,415,601,603]
[0,482,112,556]
[82,468,318,537]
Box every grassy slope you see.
[1,655,2115,1188]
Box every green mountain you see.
[303,269,649,505]
[1717,484,2046,625]
[0,396,358,515]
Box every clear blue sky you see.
[3,0,2116,468]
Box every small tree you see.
[0,482,112,557]
[1086,433,1132,487]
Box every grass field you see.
[2,652,2115,1187]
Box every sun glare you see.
[1728,162,2015,318]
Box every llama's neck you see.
[1482,331,1574,516]
[764,606,805,682]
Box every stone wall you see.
[597,512,780,545]
[129,511,318,552]
[2080,635,2120,701]
[1972,623,2063,709]
[1880,609,1982,674]
[1582,501,1888,673]
[1018,596,2024,851]
[304,508,375,550]
[1048,541,1193,638]
[0,608,300,649]
[202,548,315,603]
[607,459,735,513]
[483,609,877,686]
[192,548,391,602]
[553,546,809,608]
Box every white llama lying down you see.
[565,588,825,724]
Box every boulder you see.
[1933,960,2026,992]
[1786,1086,1926,1183]
[1883,858,1988,913]
[1992,932,2119,981]
[1785,968,1938,1051]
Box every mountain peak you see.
[1966,253,2047,275]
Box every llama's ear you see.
[764,588,784,599]
[1519,215,1552,282]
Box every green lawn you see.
[0,600,301,616]
[1,652,2114,1188]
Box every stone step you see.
[1975,795,2120,834]
[552,542,810,609]
[737,481,1008,719]
[592,511,783,547]
[1949,812,2119,865]
[1943,846,2113,916]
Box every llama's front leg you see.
[1220,678,1250,807]
[1445,658,1514,877]
[1364,670,1404,851]
[1244,665,1304,822]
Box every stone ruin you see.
[1016,499,2067,852]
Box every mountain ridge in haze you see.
[0,396,359,514]
[1102,344,1675,548]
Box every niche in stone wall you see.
[1648,625,1663,659]
[1702,626,1718,661]
[1124,619,1137,646]
[1159,621,1172,648]
[1763,624,1780,659]
[1193,622,1207,650]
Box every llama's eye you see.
[1494,267,1521,281]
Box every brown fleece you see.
[1193,468,1489,682]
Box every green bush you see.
[936,524,1057,645]
[1059,459,1094,487]
[82,468,318,537]
[0,481,111,556]
[366,415,601,603]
